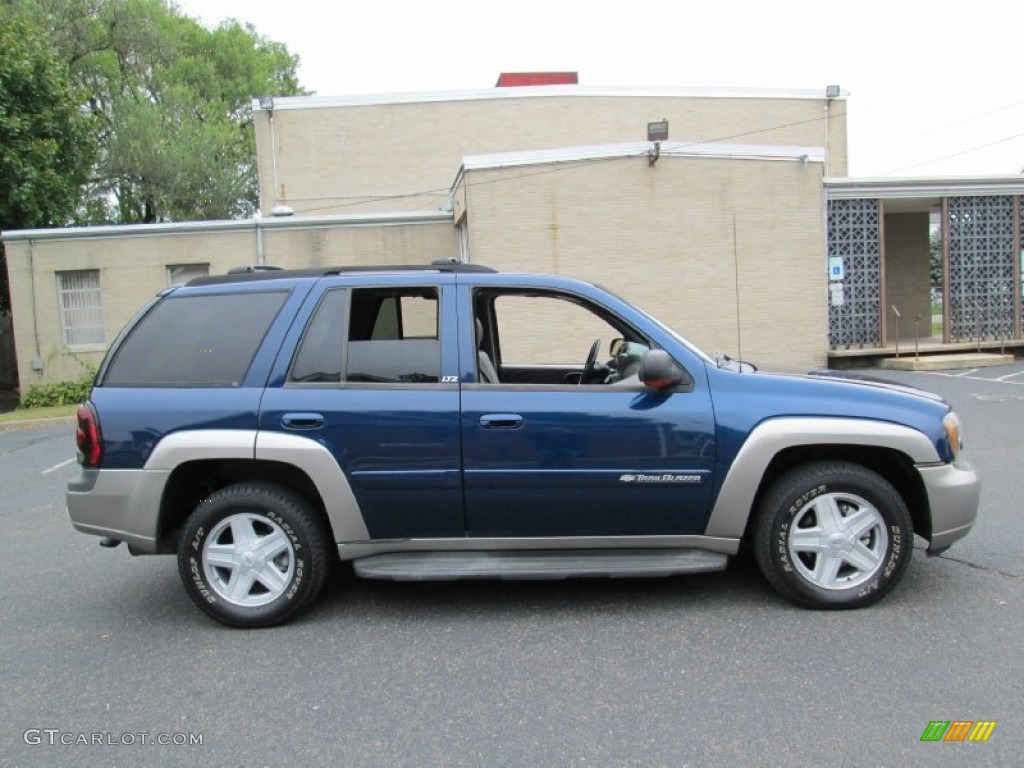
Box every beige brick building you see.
[2,215,454,383]
[254,86,846,216]
[15,80,1022,390]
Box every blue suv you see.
[67,263,980,626]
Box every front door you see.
[460,287,715,538]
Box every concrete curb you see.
[878,352,1015,371]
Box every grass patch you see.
[0,404,77,424]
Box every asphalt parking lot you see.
[1,364,1022,767]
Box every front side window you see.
[57,270,105,347]
[476,289,651,386]
[103,291,288,387]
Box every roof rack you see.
[187,262,497,287]
[226,265,284,274]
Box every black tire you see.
[753,461,912,609]
[177,482,332,628]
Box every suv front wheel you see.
[177,482,332,627]
[754,461,913,609]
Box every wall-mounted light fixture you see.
[825,85,840,99]
[259,95,283,214]
[647,120,669,142]
[648,119,668,166]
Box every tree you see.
[6,0,305,224]
[929,226,942,291]
[0,9,97,311]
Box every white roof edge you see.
[457,141,824,175]
[0,211,452,243]
[826,175,1024,199]
[251,85,844,112]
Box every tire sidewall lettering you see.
[265,510,302,552]
[755,463,913,609]
[780,482,894,596]
[188,554,217,604]
[775,484,828,575]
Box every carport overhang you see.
[826,174,1024,212]
[824,175,1024,367]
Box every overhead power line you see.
[287,89,1021,215]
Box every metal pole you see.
[891,305,901,358]
[914,315,921,361]
[973,299,982,353]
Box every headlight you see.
[943,411,962,461]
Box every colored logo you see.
[920,720,997,742]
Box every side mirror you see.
[639,349,690,389]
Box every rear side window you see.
[348,287,439,383]
[289,286,440,385]
[103,292,288,387]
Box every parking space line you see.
[995,371,1024,382]
[41,458,76,475]
[913,370,1024,385]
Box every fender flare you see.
[704,417,939,539]
[145,429,368,542]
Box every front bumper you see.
[917,459,980,552]
[66,468,168,553]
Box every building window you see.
[56,270,105,347]
[167,263,210,287]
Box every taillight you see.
[76,402,103,468]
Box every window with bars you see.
[167,263,210,288]
[56,270,105,347]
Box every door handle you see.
[480,413,523,430]
[282,413,325,430]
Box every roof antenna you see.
[733,214,743,367]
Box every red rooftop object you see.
[495,72,579,87]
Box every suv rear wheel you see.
[177,482,332,627]
[754,461,912,609]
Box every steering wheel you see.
[580,338,601,385]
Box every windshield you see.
[629,304,717,365]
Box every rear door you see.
[260,275,463,540]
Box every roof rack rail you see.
[186,262,496,287]
[322,262,496,275]
[226,265,284,274]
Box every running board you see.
[353,549,728,581]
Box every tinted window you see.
[347,287,440,383]
[103,292,288,387]
[290,290,345,383]
[346,339,440,383]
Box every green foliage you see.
[0,10,97,230]
[19,370,96,408]
[929,227,942,289]
[0,8,98,310]
[5,0,306,225]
